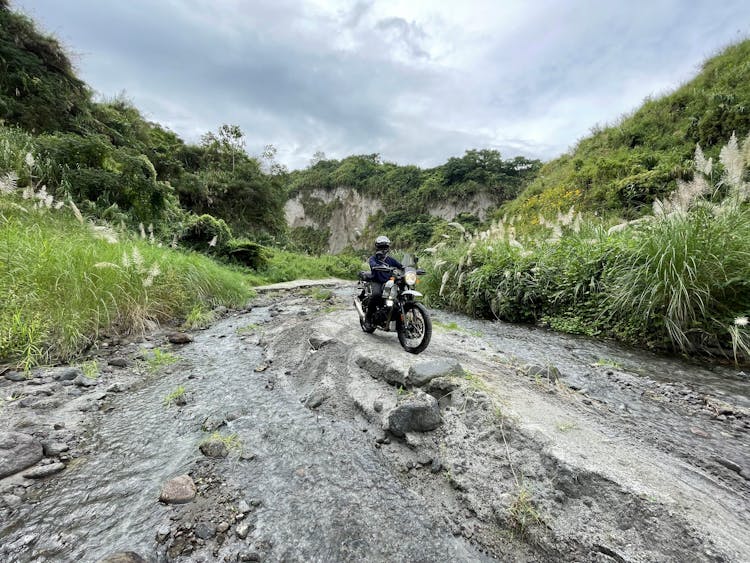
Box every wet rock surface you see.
[0,432,43,478]
[0,281,748,562]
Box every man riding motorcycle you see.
[365,235,403,328]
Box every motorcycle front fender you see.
[401,290,423,298]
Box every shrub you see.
[180,213,233,252]
[224,238,269,270]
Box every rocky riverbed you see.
[1,280,748,562]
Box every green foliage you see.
[182,304,215,330]
[424,133,750,360]
[289,225,330,254]
[224,238,269,270]
[244,249,362,285]
[180,213,233,252]
[0,196,251,367]
[0,5,92,133]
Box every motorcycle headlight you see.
[405,270,417,286]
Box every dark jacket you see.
[368,253,403,284]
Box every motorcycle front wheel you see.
[397,302,432,354]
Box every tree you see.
[261,143,288,176]
[201,124,245,171]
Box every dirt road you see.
[1,280,748,562]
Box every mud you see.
[1,280,748,562]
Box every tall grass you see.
[0,196,251,368]
[422,134,750,361]
[245,249,362,285]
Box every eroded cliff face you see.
[285,188,385,253]
[285,188,498,253]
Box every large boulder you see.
[385,391,442,437]
[355,353,407,386]
[407,359,464,387]
[0,432,43,478]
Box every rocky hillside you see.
[284,151,541,253]
[285,187,496,253]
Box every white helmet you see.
[375,235,391,251]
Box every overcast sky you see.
[12,0,750,170]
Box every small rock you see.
[22,462,65,479]
[715,457,743,474]
[156,525,171,543]
[417,452,433,466]
[689,427,710,438]
[373,400,384,413]
[523,364,561,383]
[108,358,129,368]
[236,521,253,539]
[202,415,226,432]
[55,368,82,381]
[309,335,335,350]
[217,522,230,533]
[238,550,261,561]
[167,332,193,345]
[195,522,216,540]
[4,371,27,382]
[238,500,251,513]
[98,552,148,563]
[107,382,127,393]
[199,439,229,458]
[73,375,97,388]
[1,493,23,508]
[304,389,329,409]
[430,457,443,474]
[41,441,69,457]
[239,451,256,462]
[159,474,197,504]
[53,422,66,430]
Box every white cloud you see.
[12,0,750,169]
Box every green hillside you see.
[505,40,750,222]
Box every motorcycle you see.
[353,260,432,354]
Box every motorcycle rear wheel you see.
[397,302,432,354]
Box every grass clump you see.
[235,323,259,335]
[182,304,215,330]
[79,359,99,379]
[163,385,186,406]
[202,431,242,451]
[146,348,179,373]
[508,487,543,535]
[309,287,334,300]
[593,358,623,369]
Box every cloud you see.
[12,0,750,169]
